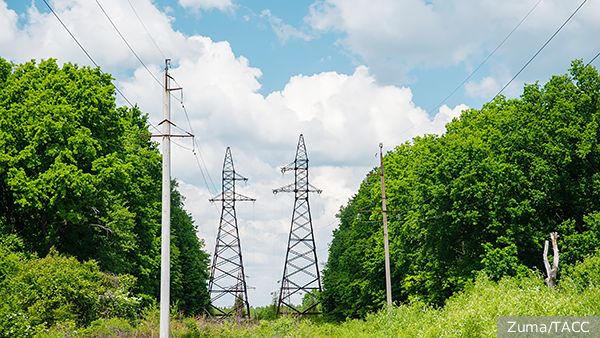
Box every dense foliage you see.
[0,234,141,337]
[31,252,600,337]
[321,60,600,319]
[0,57,210,316]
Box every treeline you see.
[0,57,210,324]
[321,60,600,319]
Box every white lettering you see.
[582,321,590,333]
[550,321,561,332]
[562,322,571,332]
[572,321,581,333]
[525,324,538,332]
[508,321,516,333]
[539,324,547,333]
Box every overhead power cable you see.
[375,0,589,223]
[43,0,217,198]
[126,0,167,60]
[492,0,588,99]
[94,0,218,194]
[430,0,543,117]
[385,0,542,144]
[95,0,163,89]
[41,0,134,108]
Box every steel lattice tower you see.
[273,134,322,315]
[209,147,255,318]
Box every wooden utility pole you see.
[379,142,392,308]
[359,143,392,309]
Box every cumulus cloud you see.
[305,0,600,88]
[465,76,500,98]
[0,1,18,44]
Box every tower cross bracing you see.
[208,147,255,318]
[273,134,322,315]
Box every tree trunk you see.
[543,232,559,288]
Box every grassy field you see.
[34,271,600,338]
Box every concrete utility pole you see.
[160,59,171,338]
[138,59,189,337]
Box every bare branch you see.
[87,223,114,234]
[543,232,559,288]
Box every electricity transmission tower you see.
[209,147,255,318]
[273,134,322,315]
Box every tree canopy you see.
[321,60,600,319]
[0,57,210,315]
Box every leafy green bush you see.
[21,271,600,337]
[98,274,142,323]
[564,249,600,290]
[0,240,141,337]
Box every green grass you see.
[31,272,600,337]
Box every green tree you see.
[169,181,211,316]
[0,57,210,315]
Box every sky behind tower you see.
[1,0,599,306]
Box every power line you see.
[41,0,135,108]
[431,0,543,117]
[95,0,163,89]
[43,0,219,203]
[385,0,543,144]
[97,0,191,120]
[492,0,588,99]
[126,0,167,60]
[590,52,600,65]
[375,0,589,224]
[93,0,218,195]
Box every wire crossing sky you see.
[1,0,599,306]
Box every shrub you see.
[0,241,141,337]
[564,249,600,290]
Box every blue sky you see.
[2,0,599,307]
[158,0,356,94]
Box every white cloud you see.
[305,0,600,88]
[178,0,234,12]
[261,10,312,44]
[465,76,500,99]
[0,1,18,44]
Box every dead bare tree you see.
[543,232,559,288]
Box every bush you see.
[564,249,600,290]
[98,274,142,323]
[0,241,141,337]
